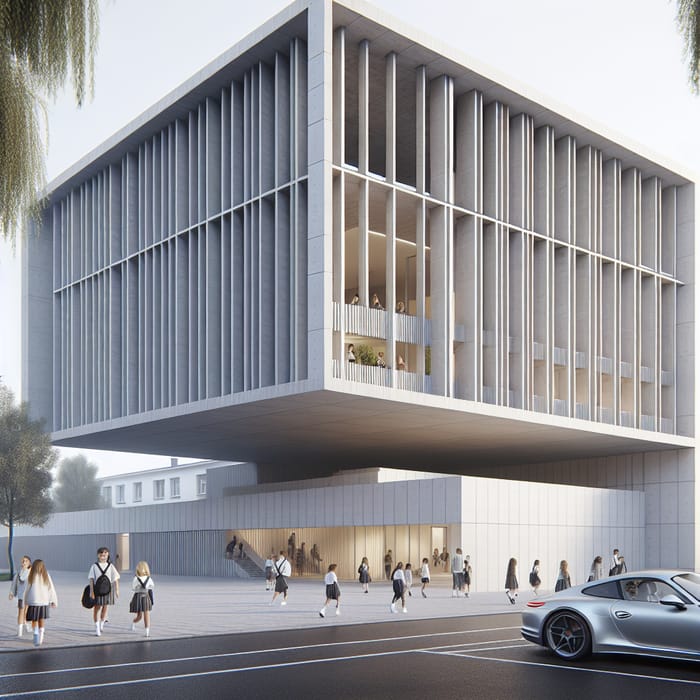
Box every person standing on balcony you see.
[396,300,405,313]
[371,293,383,310]
[397,354,406,371]
[350,293,360,305]
[376,351,386,368]
[347,344,356,363]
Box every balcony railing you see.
[332,360,431,393]
[333,303,429,344]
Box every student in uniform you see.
[319,564,341,617]
[88,547,120,636]
[390,562,407,614]
[420,557,430,598]
[23,559,58,647]
[9,555,32,637]
[129,560,154,637]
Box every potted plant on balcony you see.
[355,344,378,366]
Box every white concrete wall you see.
[12,471,642,591]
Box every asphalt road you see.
[1,613,700,699]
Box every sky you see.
[0,0,699,477]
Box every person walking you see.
[404,563,413,597]
[420,557,431,598]
[588,556,603,582]
[358,557,370,593]
[609,548,621,576]
[270,551,292,606]
[440,547,449,572]
[529,559,542,595]
[319,564,341,617]
[264,553,275,591]
[505,558,518,604]
[88,547,120,637]
[390,562,407,614]
[9,555,32,637]
[129,561,154,637]
[384,550,393,580]
[451,548,465,597]
[463,555,473,598]
[555,560,572,592]
[23,559,57,647]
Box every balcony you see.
[332,360,431,393]
[333,302,429,344]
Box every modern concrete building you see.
[21,0,697,575]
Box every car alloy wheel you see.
[545,611,591,660]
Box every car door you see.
[610,579,700,655]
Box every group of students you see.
[509,548,630,603]
[7,546,155,647]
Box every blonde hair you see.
[135,561,151,577]
[28,559,49,586]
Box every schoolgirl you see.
[505,557,518,604]
[555,560,572,592]
[88,546,120,636]
[264,553,275,591]
[404,563,413,597]
[529,559,542,595]
[420,557,430,598]
[390,562,407,614]
[9,555,32,637]
[130,561,154,637]
[23,559,58,647]
[463,556,473,598]
[358,556,370,593]
[319,564,341,617]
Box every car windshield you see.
[672,572,700,602]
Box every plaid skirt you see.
[25,605,50,621]
[129,591,152,613]
[325,582,340,600]
[275,576,288,593]
[94,590,116,606]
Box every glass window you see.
[673,573,700,602]
[133,482,142,502]
[116,485,125,504]
[170,477,181,498]
[196,474,206,496]
[102,486,112,507]
[582,581,622,600]
[620,578,678,602]
[153,479,165,501]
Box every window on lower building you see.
[133,482,142,502]
[116,484,125,504]
[170,477,180,498]
[196,474,206,496]
[153,479,165,501]
[102,486,112,507]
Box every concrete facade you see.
[21,0,697,571]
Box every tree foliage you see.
[0,383,55,577]
[677,0,700,93]
[53,453,103,512]
[0,0,99,242]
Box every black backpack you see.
[94,562,112,597]
[81,585,95,609]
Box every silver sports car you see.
[521,570,700,661]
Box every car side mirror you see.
[660,594,687,610]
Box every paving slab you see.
[0,570,543,652]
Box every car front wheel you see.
[545,611,592,660]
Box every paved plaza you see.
[0,570,539,652]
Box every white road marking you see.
[0,626,521,680]
[421,649,700,686]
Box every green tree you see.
[0,384,55,577]
[355,344,378,366]
[53,453,103,512]
[0,0,99,242]
[677,0,700,93]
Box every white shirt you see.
[324,571,338,585]
[131,575,154,593]
[276,557,292,577]
[421,563,430,579]
[88,561,120,584]
[392,569,406,583]
[23,574,58,607]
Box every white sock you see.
[18,624,23,637]
[145,628,150,637]
[95,621,101,636]
[39,628,44,644]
